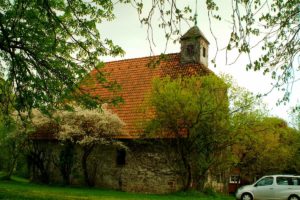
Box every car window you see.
[276,177,300,186]
[256,177,274,186]
[277,177,289,185]
[289,178,300,185]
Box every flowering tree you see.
[31,106,125,186]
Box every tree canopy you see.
[0,0,298,117]
[145,74,230,190]
[232,116,300,177]
[146,73,300,189]
[0,0,124,115]
[135,0,299,102]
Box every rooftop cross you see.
[194,0,198,26]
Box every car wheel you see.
[289,195,300,200]
[241,193,253,200]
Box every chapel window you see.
[116,149,126,166]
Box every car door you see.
[274,176,290,199]
[274,177,300,200]
[252,176,275,200]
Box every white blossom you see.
[31,105,125,145]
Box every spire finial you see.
[194,0,198,26]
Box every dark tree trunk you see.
[82,144,95,187]
[197,173,207,191]
[178,142,193,190]
[59,141,74,185]
[2,155,18,180]
[185,162,193,190]
[27,146,50,184]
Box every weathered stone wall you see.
[29,139,186,194]
[199,38,208,67]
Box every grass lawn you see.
[0,176,235,200]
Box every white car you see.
[236,175,300,200]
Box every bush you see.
[202,187,217,197]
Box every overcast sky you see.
[98,1,299,123]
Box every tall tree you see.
[0,78,29,179]
[225,77,300,178]
[145,74,230,190]
[0,117,30,179]
[232,116,300,178]
[0,1,124,115]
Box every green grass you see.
[0,177,234,200]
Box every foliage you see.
[146,74,230,190]
[223,74,268,117]
[31,105,125,186]
[0,78,14,121]
[131,0,194,52]
[0,117,31,179]
[222,76,300,178]
[56,106,124,144]
[134,0,299,101]
[0,0,298,114]
[232,115,300,177]
[215,0,299,103]
[290,107,300,131]
[0,0,124,115]
[31,106,124,143]
[0,77,29,179]
[0,178,234,200]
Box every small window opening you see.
[203,47,206,57]
[229,175,240,184]
[116,149,126,166]
[187,44,194,55]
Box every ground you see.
[0,175,234,200]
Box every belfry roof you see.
[180,26,209,44]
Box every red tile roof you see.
[80,53,211,138]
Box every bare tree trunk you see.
[59,141,74,185]
[3,143,19,180]
[179,144,193,190]
[186,162,193,189]
[197,173,208,191]
[7,158,16,178]
[82,144,95,187]
[3,155,18,180]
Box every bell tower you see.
[180,26,209,67]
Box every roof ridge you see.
[103,53,179,65]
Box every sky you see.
[98,1,299,123]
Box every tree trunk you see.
[180,148,193,190]
[197,173,207,191]
[59,141,74,185]
[82,145,95,187]
[2,155,18,180]
[186,162,193,190]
